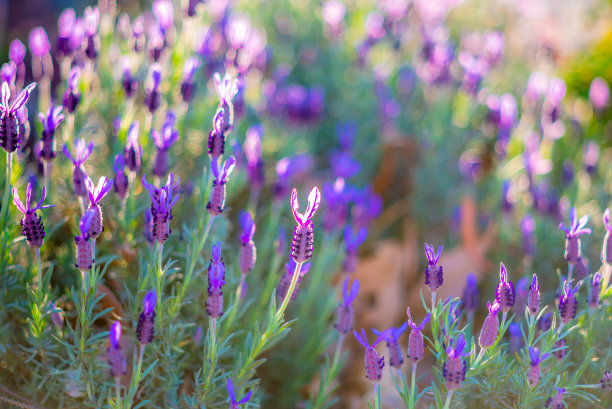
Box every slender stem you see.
[443,390,454,409]
[115,376,121,407]
[601,263,611,291]
[409,363,417,409]
[374,382,381,409]
[275,261,303,319]
[0,152,13,269]
[35,248,42,302]
[156,243,164,325]
[431,291,436,311]
[567,263,574,284]
[474,348,486,367]
[138,344,145,372]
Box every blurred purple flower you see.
[28,27,51,58]
[589,77,610,112]
[582,140,599,175]
[153,0,174,32]
[244,125,265,189]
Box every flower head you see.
[588,272,601,309]
[335,278,359,334]
[226,377,252,409]
[86,176,113,207]
[9,39,26,65]
[424,243,444,292]
[142,173,180,244]
[38,105,64,136]
[113,155,129,199]
[560,207,591,265]
[589,77,610,111]
[124,121,143,173]
[153,0,174,32]
[462,273,479,316]
[495,263,515,313]
[353,328,387,382]
[443,333,470,390]
[479,301,500,349]
[152,112,179,151]
[63,139,93,167]
[214,72,239,104]
[559,279,580,324]
[407,307,430,363]
[290,187,321,263]
[108,321,126,377]
[137,290,156,345]
[28,27,50,58]
[527,346,549,386]
[12,183,54,248]
[1,82,36,152]
[63,67,80,113]
[373,323,408,368]
[527,274,540,316]
[239,211,256,244]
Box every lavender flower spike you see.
[108,321,127,377]
[142,173,180,244]
[208,110,226,159]
[152,112,179,178]
[226,377,252,409]
[181,57,201,103]
[1,82,36,153]
[588,272,601,309]
[239,211,256,274]
[443,334,470,390]
[85,176,113,239]
[373,323,409,368]
[136,290,156,345]
[213,72,239,132]
[38,105,64,160]
[206,156,235,216]
[559,279,580,325]
[290,187,321,263]
[479,301,500,349]
[601,371,612,392]
[63,139,94,197]
[124,121,143,173]
[559,207,591,265]
[63,67,80,113]
[495,263,515,314]
[113,155,129,200]
[407,307,430,364]
[336,278,359,334]
[12,183,55,248]
[462,273,479,319]
[276,259,311,302]
[545,386,566,409]
[602,209,612,264]
[527,274,540,316]
[145,64,162,114]
[75,209,95,271]
[353,328,387,382]
[343,225,367,272]
[528,347,549,386]
[424,243,444,293]
[207,242,226,318]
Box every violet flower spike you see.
[85,176,113,239]
[479,301,500,349]
[336,278,359,334]
[181,57,201,103]
[353,328,387,382]
[124,121,143,173]
[152,112,179,178]
[373,323,408,368]
[206,156,235,216]
[1,82,36,153]
[545,386,566,409]
[28,27,51,59]
[343,225,367,273]
[461,273,479,319]
[145,65,162,114]
[602,209,612,264]
[407,307,430,364]
[559,279,580,325]
[207,242,226,318]
[601,371,612,392]
[443,334,470,390]
[508,323,523,352]
[208,109,226,159]
[588,272,601,309]
[244,125,265,189]
[226,377,252,409]
[38,105,64,160]
[108,321,127,377]
[142,173,180,244]
[9,39,26,66]
[75,209,95,271]
[83,6,100,60]
[424,243,443,305]
[559,207,591,265]
[12,183,55,248]
[495,262,515,314]
[63,139,94,197]
[63,67,80,113]
[113,155,129,200]
[527,274,540,316]
[213,72,239,132]
[136,290,156,346]
[49,302,64,330]
[153,0,174,33]
[290,187,321,263]
[527,347,549,386]
[238,211,257,274]
[276,259,311,302]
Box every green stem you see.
[409,363,417,409]
[156,243,164,326]
[115,376,121,407]
[1,152,13,270]
[374,382,381,409]
[275,261,303,320]
[202,317,218,396]
[443,390,453,409]
[431,291,436,311]
[35,248,42,302]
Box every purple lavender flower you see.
[152,112,179,178]
[461,273,479,318]
[136,290,156,345]
[496,263,515,314]
[353,328,386,382]
[322,178,350,232]
[186,0,204,17]
[276,259,311,302]
[601,371,612,392]
[479,301,500,349]
[56,9,76,57]
[180,57,201,103]
[527,274,540,316]
[588,272,601,309]
[124,121,143,173]
[132,17,145,52]
[483,30,504,66]
[521,214,535,257]
[108,321,127,377]
[553,339,566,360]
[28,27,51,59]
[545,386,566,409]
[407,307,430,364]
[38,105,64,160]
[121,57,138,99]
[1,82,36,153]
[322,1,346,37]
[12,184,54,248]
[574,256,590,280]
[75,210,95,271]
[9,39,26,66]
[559,280,580,325]
[1,63,16,86]
[244,125,265,190]
[443,334,470,390]
[538,312,552,332]
[508,323,522,352]
[559,207,591,265]
[213,72,239,132]
[85,176,113,239]
[290,187,321,263]
[153,0,174,33]
[49,302,64,330]
[513,277,529,316]
[145,65,162,114]
[63,67,80,113]
[207,110,226,161]
[206,156,236,216]
[83,7,100,60]
[541,78,566,140]
[142,173,180,244]
[373,323,409,368]
[63,139,94,197]
[424,243,443,293]
[343,225,367,273]
[589,77,609,112]
[583,141,599,176]
[226,377,252,409]
[68,18,86,56]
[528,347,549,386]
[336,278,359,335]
[239,211,256,274]
[113,155,129,200]
[458,51,488,95]
[207,242,226,318]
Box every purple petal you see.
[237,390,252,405]
[10,83,36,111]
[143,290,157,314]
[109,321,121,348]
[12,188,26,213]
[226,377,236,403]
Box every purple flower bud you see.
[574,256,590,280]
[353,328,386,382]
[213,72,238,131]
[56,9,76,56]
[239,211,257,274]
[208,110,226,161]
[136,290,156,345]
[9,39,26,65]
[291,187,321,263]
[527,347,549,386]
[583,141,600,176]
[85,176,113,239]
[443,334,470,390]
[373,323,409,368]
[513,277,529,316]
[68,18,86,54]
[28,27,50,58]
[206,156,236,216]
[545,386,566,409]
[142,173,180,244]
[207,242,226,318]
[559,280,580,324]
[322,178,350,231]
[541,78,566,140]
[121,58,138,99]
[113,155,129,199]
[1,63,16,86]
[508,323,522,352]
[496,263,515,313]
[153,0,174,32]
[521,214,536,257]
[479,301,500,349]
[336,278,359,334]
[108,321,126,377]
[560,207,591,264]
[75,210,95,271]
[588,272,601,309]
[49,302,64,329]
[180,57,201,103]
[461,273,479,316]
[589,77,610,112]
[244,125,265,189]
[132,17,145,52]
[226,377,252,409]
[145,65,162,114]
[276,259,311,302]
[63,67,81,113]
[152,112,179,178]
[424,243,443,292]
[553,338,566,360]
[343,226,367,272]
[38,105,65,160]
[12,184,54,248]
[124,122,143,173]
[193,326,203,345]
[601,371,612,392]
[407,307,430,364]
[527,274,540,316]
[1,82,36,153]
[538,312,552,332]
